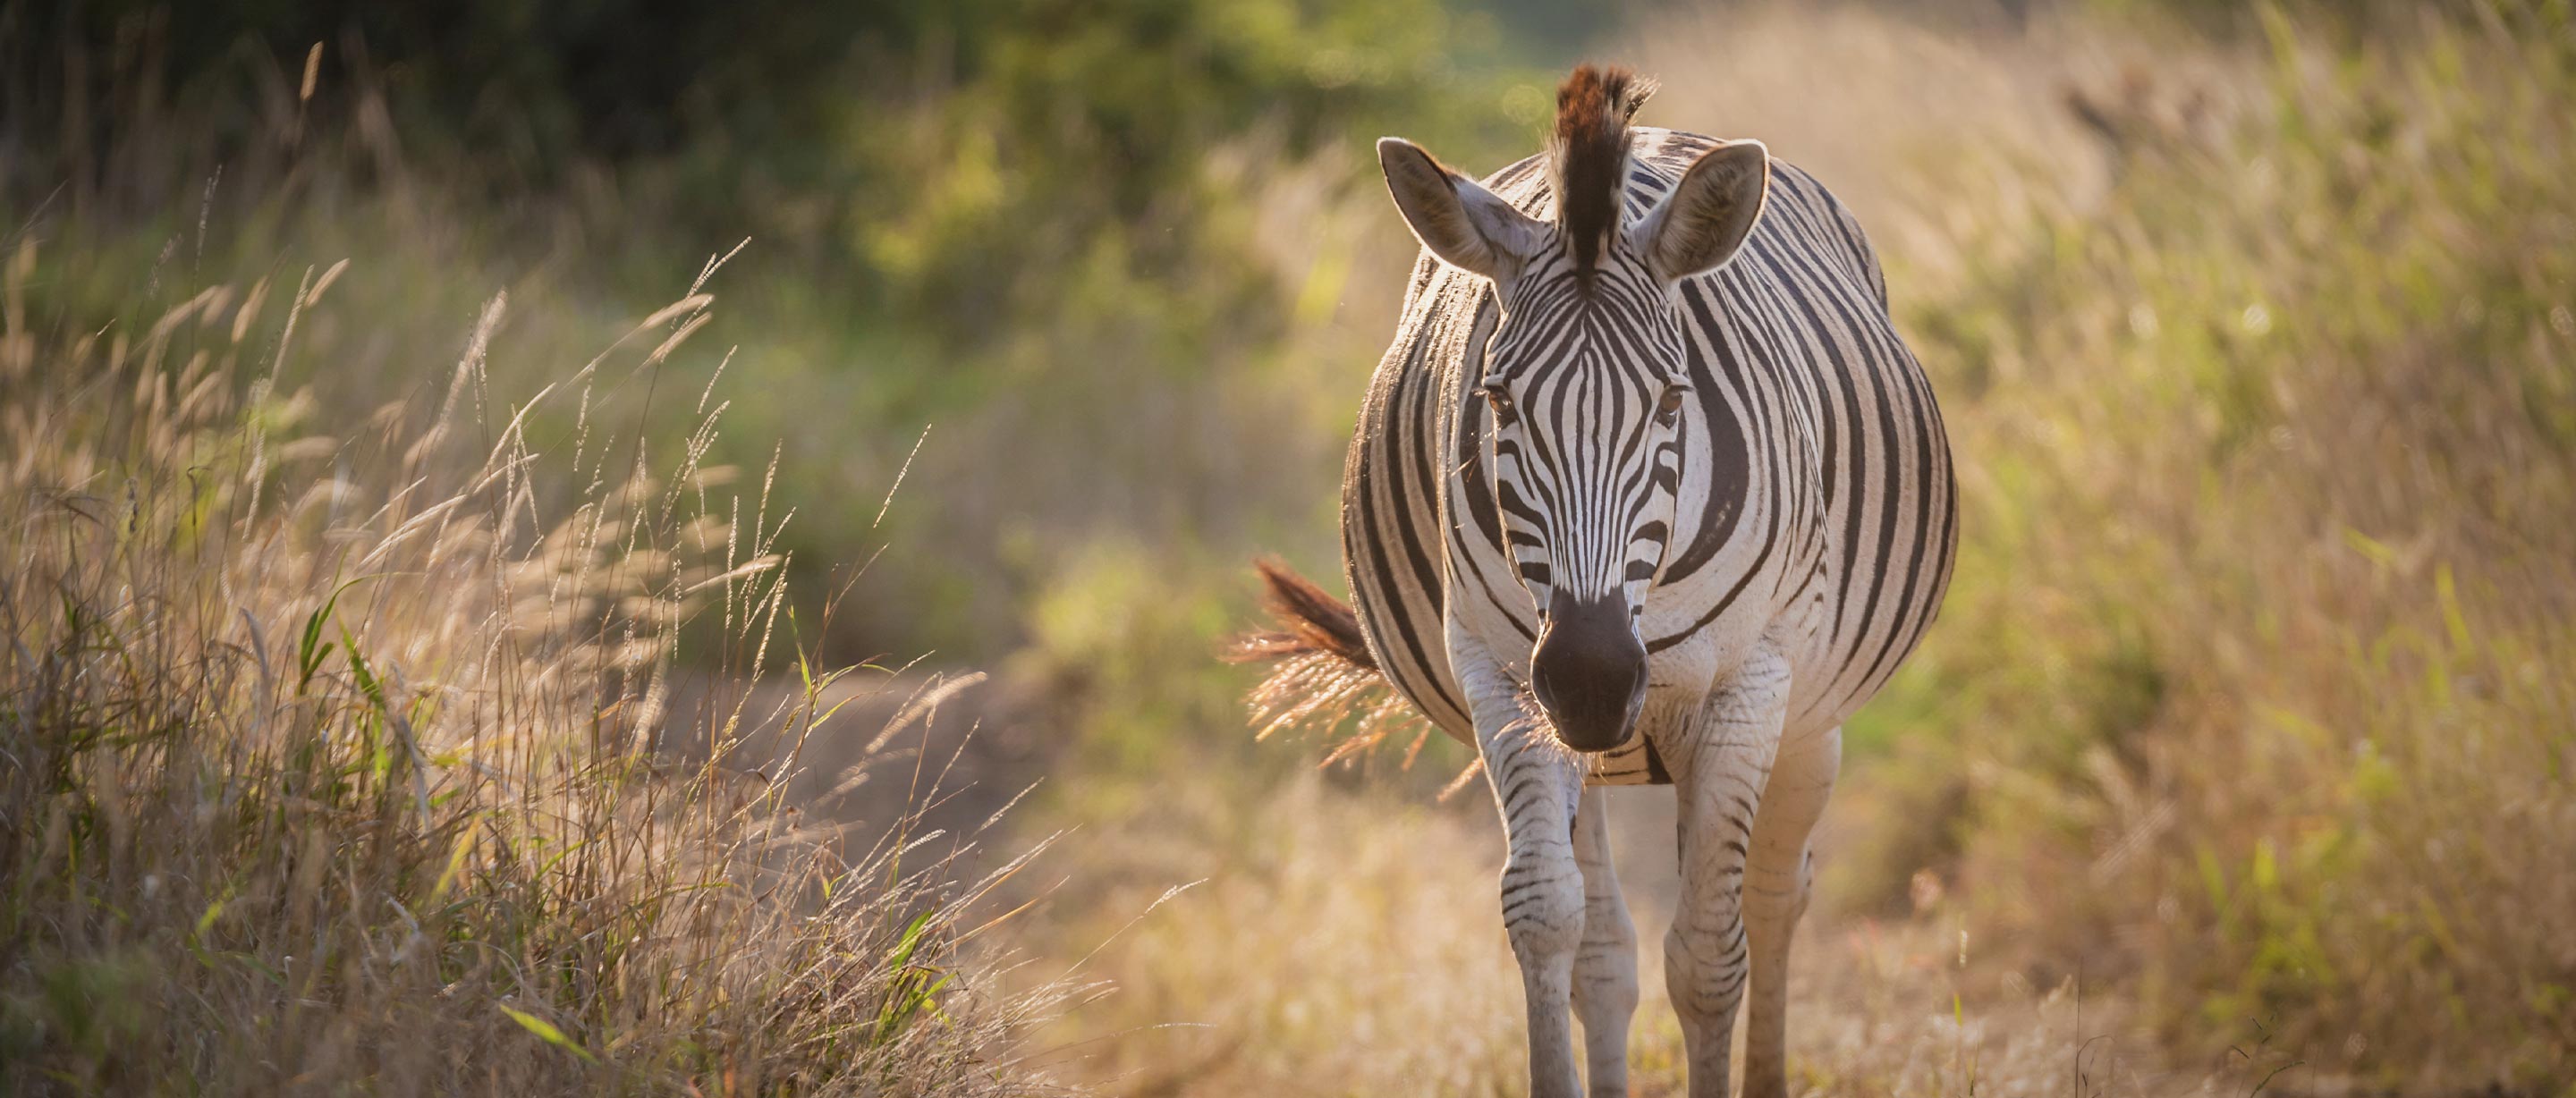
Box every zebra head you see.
[1375,66,1770,752]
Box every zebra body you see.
[1346,125,1954,788]
[1249,66,1952,1098]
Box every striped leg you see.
[1571,785,1638,1098]
[1740,723,1838,1098]
[1660,647,1790,1098]
[1463,656,1589,1098]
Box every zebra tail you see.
[1227,557,1427,761]
[1236,556,1376,669]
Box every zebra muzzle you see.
[1529,592,1649,753]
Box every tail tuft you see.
[1232,557,1377,671]
[1226,557,1425,762]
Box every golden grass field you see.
[4,2,2571,1095]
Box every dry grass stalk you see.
[0,243,1080,1095]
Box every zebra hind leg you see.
[1570,785,1638,1098]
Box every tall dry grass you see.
[0,242,1078,1094]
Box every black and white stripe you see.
[1240,63,1953,1098]
[1331,120,1954,1098]
[1345,130,1954,784]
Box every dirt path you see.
[653,680,2257,1095]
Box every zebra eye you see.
[1483,384,1519,427]
[1655,385,1688,425]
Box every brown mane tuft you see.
[1550,64,1658,281]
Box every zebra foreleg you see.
[1740,722,1837,1098]
[1465,661,1589,1098]
[1659,646,1790,1098]
[1571,785,1638,1098]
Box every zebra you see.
[1244,65,1956,1098]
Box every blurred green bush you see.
[1,0,1535,671]
[1843,3,2576,1085]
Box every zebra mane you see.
[1549,63,1658,282]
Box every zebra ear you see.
[1377,137,1545,281]
[1631,139,1770,283]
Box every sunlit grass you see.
[0,246,1076,1094]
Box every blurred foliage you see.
[1840,1,2576,1085]
[0,0,1537,671]
[4,0,1517,365]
